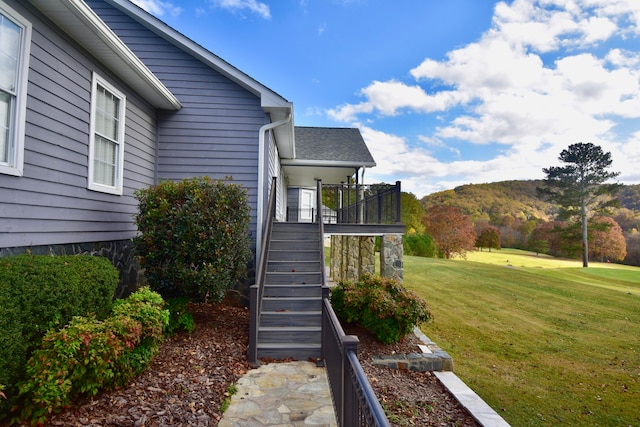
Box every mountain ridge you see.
[420,180,640,224]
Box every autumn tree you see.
[589,216,626,262]
[539,142,620,267]
[423,205,476,259]
[618,184,640,211]
[476,225,501,251]
[624,231,640,266]
[528,224,550,256]
[401,192,426,234]
[528,221,569,257]
[614,208,640,233]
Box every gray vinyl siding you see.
[267,132,286,222]
[90,0,268,238]
[0,1,156,249]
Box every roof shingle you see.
[294,127,375,165]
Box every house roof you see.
[282,127,376,186]
[28,0,181,110]
[293,127,376,165]
[103,0,295,158]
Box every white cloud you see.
[328,0,640,195]
[581,16,617,44]
[606,48,640,67]
[616,132,640,181]
[327,102,373,122]
[209,0,271,19]
[131,0,182,16]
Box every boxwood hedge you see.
[0,254,118,418]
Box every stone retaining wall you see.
[371,327,454,372]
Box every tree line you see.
[402,143,640,266]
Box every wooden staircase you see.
[256,222,324,360]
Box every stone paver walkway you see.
[218,361,338,427]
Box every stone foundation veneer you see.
[0,241,257,303]
[0,240,141,298]
[380,234,403,282]
[330,234,404,283]
[330,235,375,282]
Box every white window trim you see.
[88,72,126,195]
[0,1,31,177]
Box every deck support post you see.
[380,233,403,283]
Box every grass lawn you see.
[404,248,640,427]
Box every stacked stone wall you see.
[0,240,140,298]
[329,234,402,283]
[380,234,404,282]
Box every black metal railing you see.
[316,180,327,287]
[248,177,278,366]
[322,181,401,225]
[322,297,390,427]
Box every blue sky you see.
[132,0,640,198]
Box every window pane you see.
[0,14,21,92]
[95,85,119,140]
[0,92,10,163]
[93,135,116,186]
[91,78,124,191]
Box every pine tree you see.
[538,142,621,267]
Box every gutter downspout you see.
[257,113,292,263]
[359,166,366,223]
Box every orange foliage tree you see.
[589,216,626,262]
[423,205,476,259]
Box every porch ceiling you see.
[282,163,361,187]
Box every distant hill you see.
[619,184,640,211]
[421,181,640,223]
[421,180,555,222]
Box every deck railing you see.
[286,181,402,225]
[318,179,390,426]
[322,297,390,427]
[248,177,277,366]
[322,181,401,225]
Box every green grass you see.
[404,249,640,427]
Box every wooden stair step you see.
[259,311,322,327]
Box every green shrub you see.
[17,288,168,425]
[134,176,252,302]
[0,254,118,418]
[165,297,196,335]
[404,233,439,257]
[331,274,432,344]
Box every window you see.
[0,2,31,176]
[88,73,126,195]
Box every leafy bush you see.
[165,297,196,335]
[17,288,168,425]
[134,177,252,302]
[331,274,432,344]
[404,233,439,257]
[0,254,118,418]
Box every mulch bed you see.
[32,303,479,426]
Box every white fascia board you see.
[268,103,295,159]
[29,0,181,110]
[281,159,377,168]
[104,0,291,112]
